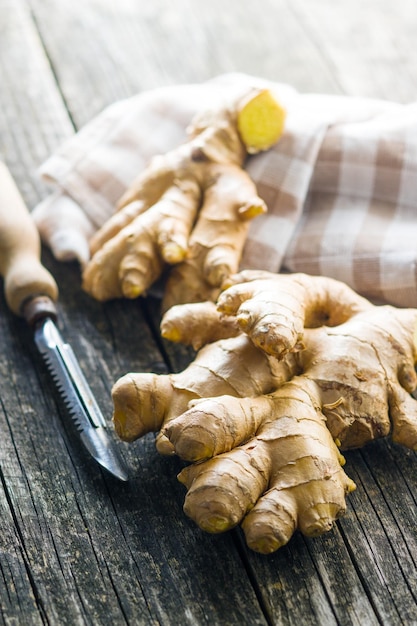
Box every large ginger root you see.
[82,88,286,311]
[112,272,417,553]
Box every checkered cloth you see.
[33,73,417,307]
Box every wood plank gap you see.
[282,0,345,95]
[232,529,285,626]
[24,0,78,133]
[338,457,407,624]
[0,464,50,626]
[336,519,388,626]
[357,447,417,600]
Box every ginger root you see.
[112,272,417,553]
[81,88,286,311]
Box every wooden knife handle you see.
[0,162,58,315]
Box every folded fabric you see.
[33,73,417,307]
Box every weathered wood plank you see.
[0,0,74,202]
[244,530,380,626]
[27,0,342,127]
[340,442,417,622]
[289,0,417,102]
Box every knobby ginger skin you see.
[82,88,286,311]
[113,325,297,455]
[113,272,417,553]
[214,272,417,449]
[178,378,355,553]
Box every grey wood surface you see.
[1,0,417,624]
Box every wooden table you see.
[1,1,417,624]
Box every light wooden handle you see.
[0,162,58,315]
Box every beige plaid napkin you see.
[33,73,417,307]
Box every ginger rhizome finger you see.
[81,87,286,308]
[160,301,241,350]
[217,271,373,357]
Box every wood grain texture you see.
[1,0,417,623]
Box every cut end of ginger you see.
[237,89,286,154]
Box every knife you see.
[0,162,129,481]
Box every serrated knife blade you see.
[34,316,129,481]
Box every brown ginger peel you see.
[160,300,240,350]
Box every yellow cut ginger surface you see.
[82,87,286,311]
[112,272,417,553]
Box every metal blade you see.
[33,317,129,481]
